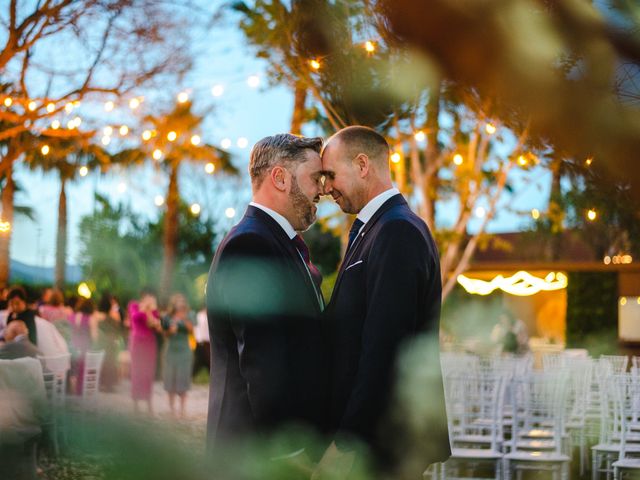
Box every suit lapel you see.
[246,206,323,312]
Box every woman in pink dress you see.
[129,289,161,414]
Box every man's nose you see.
[321,178,332,196]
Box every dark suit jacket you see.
[326,194,450,467]
[0,336,42,360]
[206,206,327,449]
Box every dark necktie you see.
[292,234,323,291]
[347,218,365,252]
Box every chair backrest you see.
[82,350,105,403]
[611,373,640,460]
[37,353,70,411]
[600,355,628,374]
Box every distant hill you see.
[10,259,82,285]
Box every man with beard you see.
[206,134,327,462]
[314,126,449,478]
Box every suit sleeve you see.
[336,220,433,445]
[210,233,292,427]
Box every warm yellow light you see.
[457,271,568,296]
[364,41,376,53]
[309,59,321,70]
[119,125,129,136]
[622,255,633,264]
[587,209,597,221]
[414,131,426,142]
[28,101,37,111]
[485,123,496,135]
[585,157,593,167]
[103,126,113,136]
[221,138,232,149]
[152,149,162,160]
[51,120,60,130]
[129,98,140,109]
[604,255,611,265]
[475,207,486,218]
[154,195,165,207]
[46,103,55,113]
[453,154,463,166]
[390,152,401,164]
[101,136,111,146]
[73,101,81,108]
[205,162,215,174]
[104,101,114,112]
[637,297,640,305]
[79,166,89,177]
[3,98,12,107]
[66,120,76,129]
[0,221,11,233]
[518,155,528,166]
[237,137,248,149]
[531,209,540,220]
[225,207,236,218]
[247,75,260,88]
[65,102,74,113]
[190,203,201,215]
[72,116,82,128]
[78,282,92,299]
[41,145,50,155]
[177,91,189,103]
[167,131,177,142]
[620,297,627,306]
[142,130,152,141]
[211,85,224,97]
[190,135,201,146]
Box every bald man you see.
[0,320,41,360]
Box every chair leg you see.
[593,451,599,480]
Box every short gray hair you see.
[249,134,323,188]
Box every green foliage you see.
[302,222,341,276]
[78,194,216,306]
[566,271,619,354]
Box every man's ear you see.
[270,166,289,192]
[356,153,370,178]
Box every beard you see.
[289,175,317,231]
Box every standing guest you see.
[39,288,73,323]
[37,287,53,309]
[6,287,38,345]
[69,298,98,395]
[129,288,161,414]
[0,320,41,359]
[161,293,194,418]
[96,292,122,392]
[192,304,210,376]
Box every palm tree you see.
[136,101,235,302]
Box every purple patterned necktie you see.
[292,234,323,290]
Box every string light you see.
[72,116,82,128]
[66,120,76,129]
[309,59,321,70]
[453,154,463,166]
[225,207,236,218]
[65,103,74,113]
[237,137,248,149]
[51,120,60,130]
[247,75,260,88]
[41,145,50,155]
[190,135,201,146]
[129,98,140,109]
[531,209,540,220]
[177,91,189,103]
[221,138,232,149]
[585,157,593,167]
[457,271,568,296]
[46,103,55,113]
[119,125,129,136]
[28,101,37,111]
[587,209,597,221]
[77,282,92,299]
[604,256,611,265]
[154,195,165,206]
[475,206,486,218]
[3,98,12,107]
[190,203,201,215]
[79,166,89,177]
[142,130,152,141]
[621,297,627,306]
[364,41,376,53]
[104,101,114,112]
[101,136,111,146]
[152,149,162,160]
[414,131,426,142]
[390,152,401,164]
[0,221,11,233]
[167,131,177,142]
[517,155,528,166]
[205,163,215,174]
[104,126,113,136]
[211,85,224,97]
[485,123,496,135]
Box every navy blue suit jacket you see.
[206,206,327,448]
[326,194,450,466]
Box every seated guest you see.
[6,287,38,345]
[0,321,41,360]
[39,289,73,323]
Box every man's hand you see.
[311,442,355,480]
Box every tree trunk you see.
[160,164,180,304]
[290,81,307,135]
[424,80,442,230]
[54,177,67,289]
[548,157,564,261]
[0,161,15,288]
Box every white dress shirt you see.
[355,187,400,234]
[249,202,296,239]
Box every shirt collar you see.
[249,202,297,240]
[357,188,400,225]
